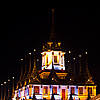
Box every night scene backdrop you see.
[1,8,100,95]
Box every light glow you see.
[1,84,3,86]
[69,51,71,54]
[85,52,87,54]
[73,58,75,60]
[21,59,23,61]
[12,77,14,79]
[29,53,31,55]
[34,49,36,51]
[4,82,6,84]
[79,55,81,57]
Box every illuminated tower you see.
[41,9,66,71]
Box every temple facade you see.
[12,9,96,100]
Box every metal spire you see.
[51,9,55,34]
[29,53,32,71]
[73,58,76,76]
[84,52,94,84]
[7,79,10,99]
[25,56,27,74]
[34,49,36,69]
[79,55,82,75]
[49,9,57,42]
[1,84,3,100]
[12,77,14,98]
[21,59,23,76]
[4,82,6,100]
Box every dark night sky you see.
[1,8,100,94]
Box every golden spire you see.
[29,53,32,71]
[4,82,6,100]
[1,84,3,100]
[25,56,27,74]
[29,49,41,84]
[34,49,36,69]
[51,8,54,34]
[79,55,82,75]
[84,52,94,84]
[12,77,14,98]
[73,58,76,75]
[49,8,57,42]
[21,59,23,76]
[7,79,10,99]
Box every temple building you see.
[10,9,97,100]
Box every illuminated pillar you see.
[12,77,14,98]
[59,52,61,65]
[63,53,65,70]
[1,84,3,100]
[29,85,32,98]
[4,82,6,100]
[7,79,10,99]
